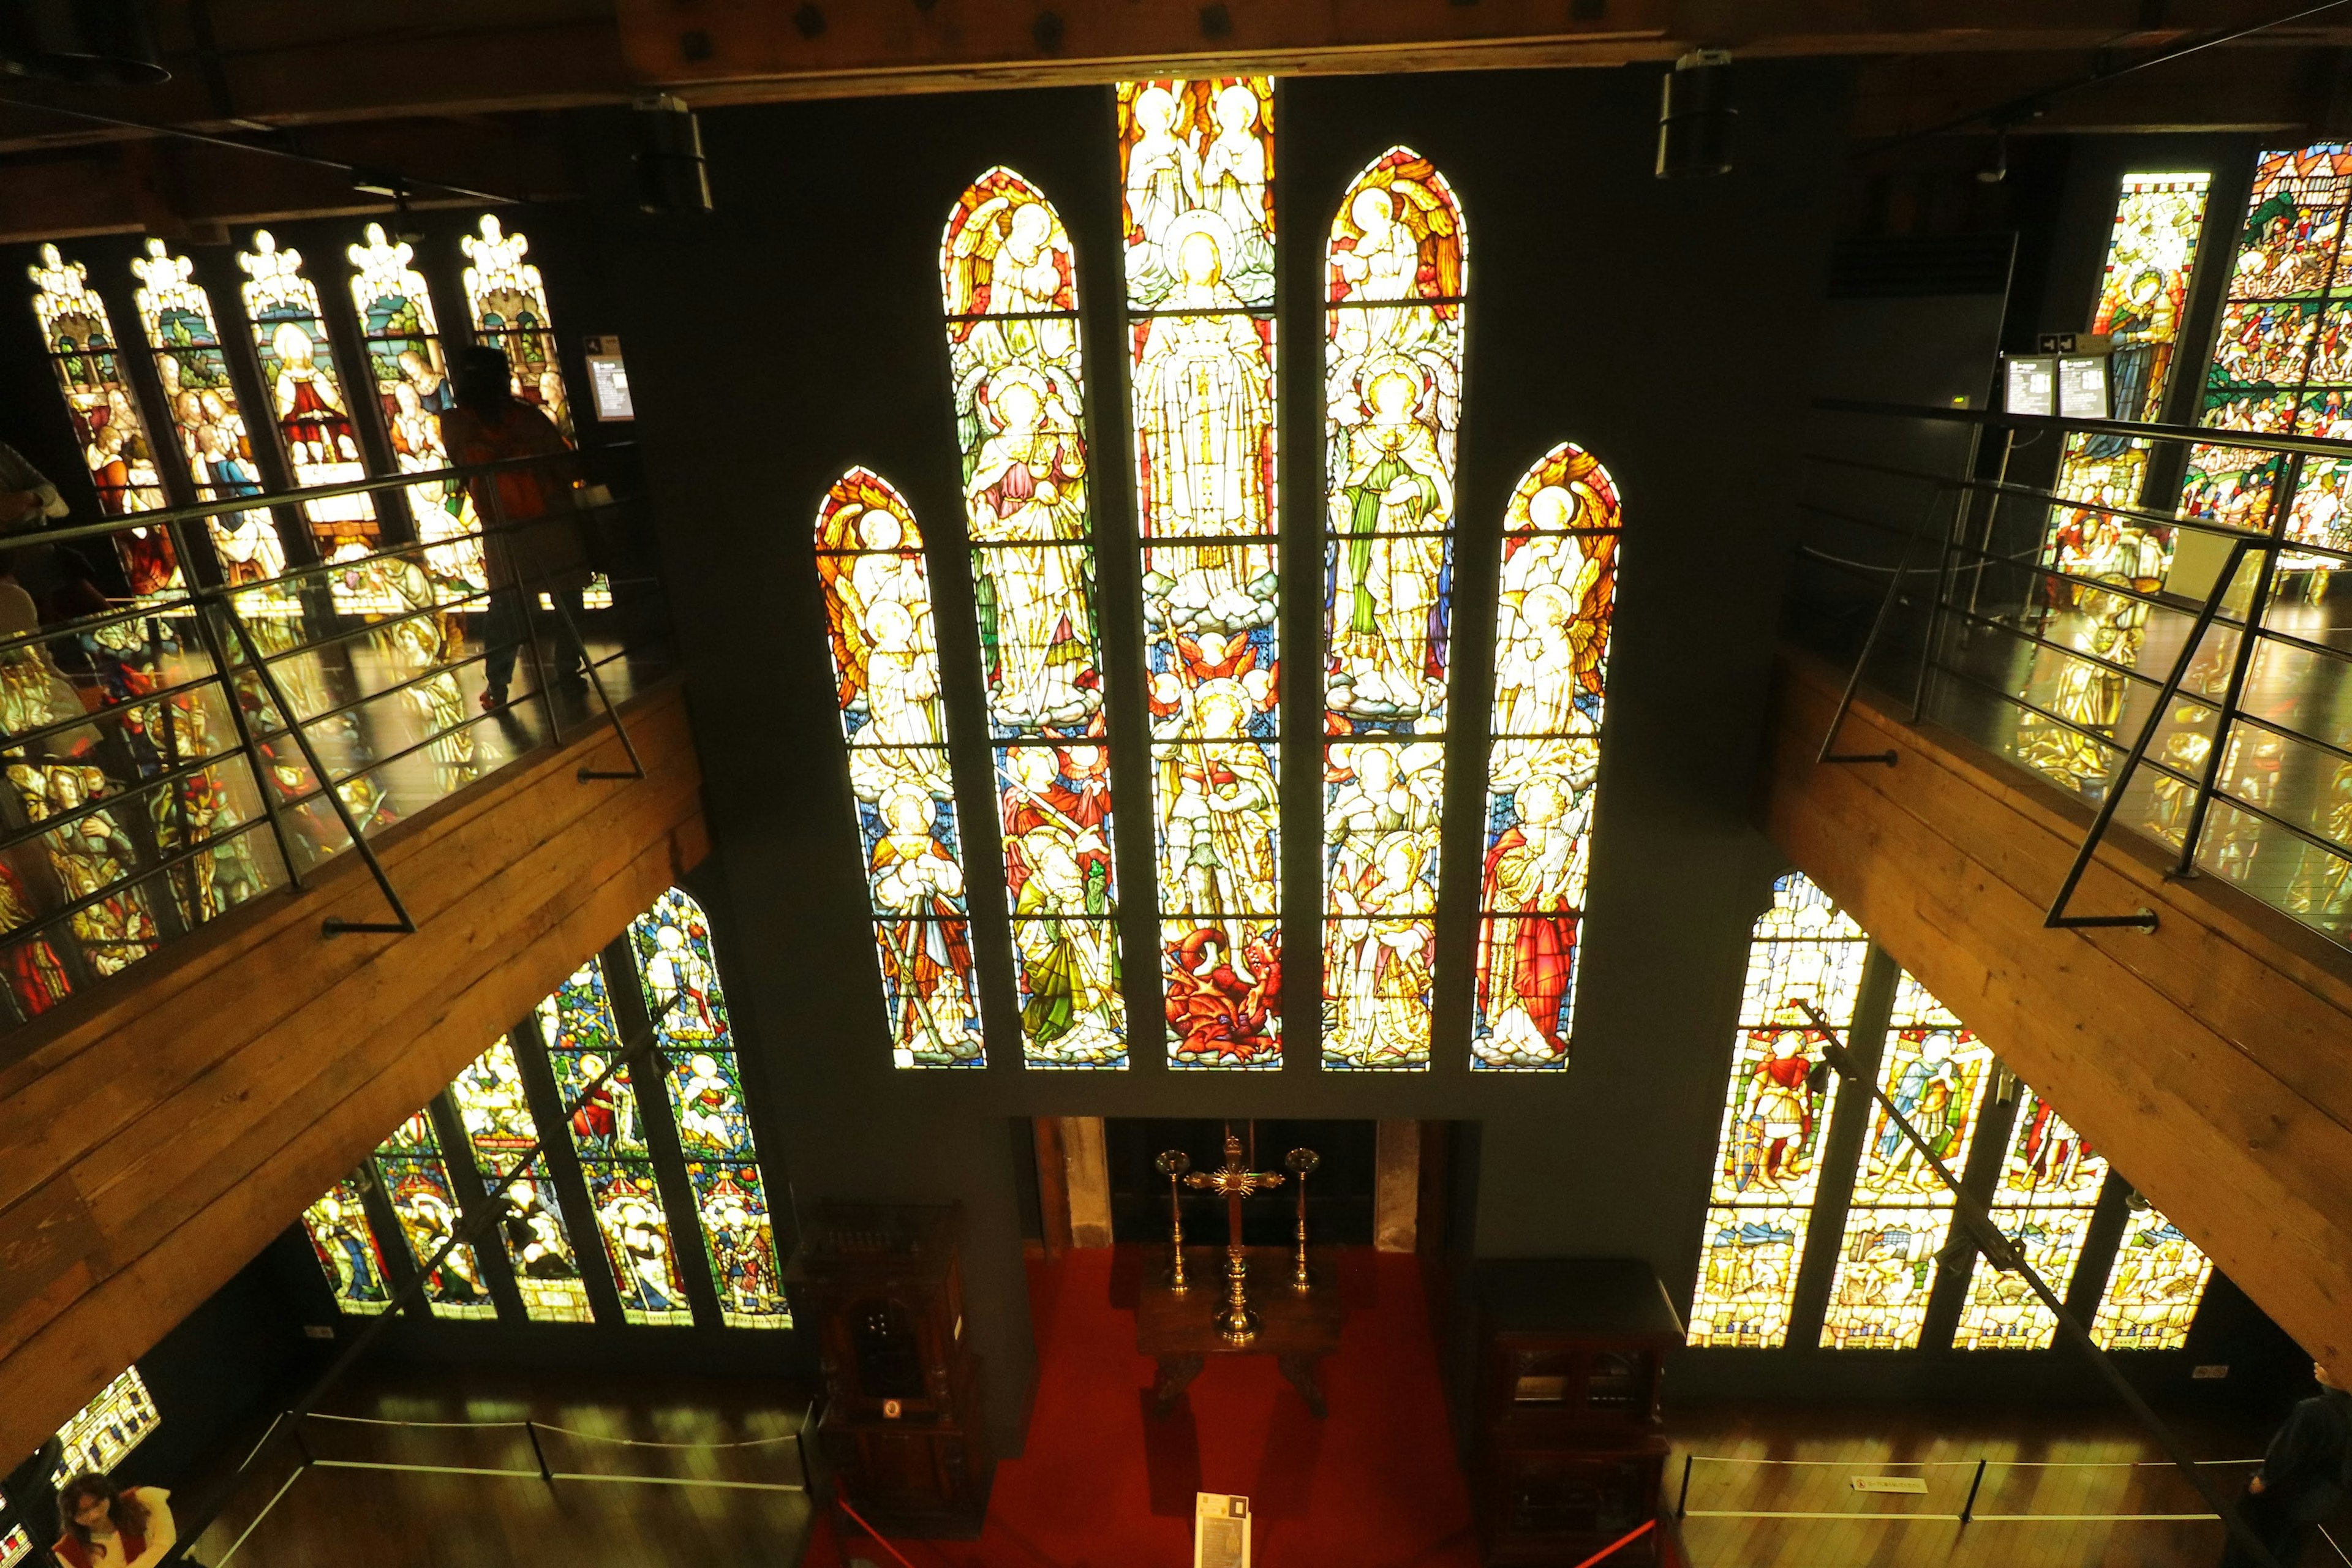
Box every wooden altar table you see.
[1136,1245,1344,1418]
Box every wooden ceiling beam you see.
[1850,45,2352,138]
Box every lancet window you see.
[448,1036,596,1323]
[369,1109,497,1321]
[300,1173,395,1316]
[50,1366,160,1484]
[939,168,1127,1070]
[23,244,171,589]
[2090,1205,2215,1351]
[1320,148,1466,1072]
[1953,1088,2108,1350]
[237,229,381,565]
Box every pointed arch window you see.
[370,1110,497,1320]
[628,887,791,1325]
[1118,77,1283,1068]
[1474,444,1621,1071]
[24,244,172,590]
[348,222,487,595]
[1320,148,1466,1072]
[1686,873,1869,1348]
[448,1036,596,1323]
[537,956,698,1322]
[939,168,1126,1069]
[300,1174,394,1316]
[460,215,573,437]
[236,229,381,567]
[1954,1088,2108,1350]
[1817,975,1997,1349]
[816,470,986,1068]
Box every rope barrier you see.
[1681,1453,2262,1468]
[296,1410,804,1449]
[304,1412,531,1430]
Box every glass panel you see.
[628,886,791,1327]
[1474,446,1623,1070]
[1120,76,1283,1066]
[25,244,175,590]
[1686,873,1871,1347]
[448,1036,594,1324]
[1819,975,1997,1349]
[816,471,986,1068]
[2090,1206,2215,1350]
[347,222,487,596]
[236,230,382,575]
[1954,1089,2110,1351]
[371,1111,497,1320]
[1322,148,1464,1072]
[300,1172,395,1316]
[941,169,1126,1068]
[2,1522,33,1566]
[50,1367,160,1484]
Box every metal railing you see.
[0,445,672,1030]
[1794,396,2352,944]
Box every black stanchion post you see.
[1677,1452,1694,1518]
[524,1420,556,1488]
[1960,1457,1986,1523]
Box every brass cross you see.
[1184,1131,1284,1342]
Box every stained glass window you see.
[628,887,791,1326]
[2090,1202,2215,1350]
[1817,974,1997,1349]
[348,222,487,595]
[815,469,986,1068]
[537,957,696,1322]
[449,1036,595,1324]
[6,761,161,978]
[1473,445,1623,1071]
[300,1172,395,1316]
[1118,77,1283,1069]
[939,168,1126,1069]
[1320,148,1465,1072]
[2041,173,2212,580]
[24,244,174,593]
[1686,873,1870,1348]
[2177,146,2352,563]
[1953,1087,2109,1350]
[370,1110,497,1320]
[1,1521,32,1566]
[236,230,381,568]
[50,1366,160,1485]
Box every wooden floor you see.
[1665,1401,2350,1568]
[185,1367,812,1568]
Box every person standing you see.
[437,345,589,712]
[51,1473,175,1568]
[2223,1360,2352,1567]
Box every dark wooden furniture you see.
[1136,1245,1343,1417]
[783,1203,993,1537]
[1469,1259,1683,1567]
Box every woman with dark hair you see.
[439,344,590,712]
[52,1472,174,1568]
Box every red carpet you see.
[805,1245,1480,1568]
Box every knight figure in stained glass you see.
[1473,445,1621,1070]
[940,168,1128,1069]
[1119,76,1283,1068]
[815,469,985,1068]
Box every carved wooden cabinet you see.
[783,1202,993,1536]
[1469,1259,1683,1566]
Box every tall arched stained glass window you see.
[237,230,380,567]
[1117,77,1283,1069]
[2090,1202,2214,1350]
[1474,444,1621,1071]
[628,887,791,1326]
[537,957,696,1323]
[939,169,1126,1069]
[448,1036,595,1323]
[349,223,487,595]
[300,1173,394,1316]
[2177,145,2352,559]
[461,215,573,437]
[816,469,986,1068]
[370,1110,497,1320]
[1686,873,1869,1348]
[1818,974,1996,1349]
[24,244,173,591]
[1321,148,1465,1073]
[1954,1087,2108,1350]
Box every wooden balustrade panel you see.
[1762,650,2352,1386]
[0,682,708,1462]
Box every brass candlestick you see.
[1284,1147,1319,1292]
[1185,1131,1284,1343]
[1155,1149,1193,1291]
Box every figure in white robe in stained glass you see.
[967,371,1096,728]
[1161,684,1280,919]
[1330,368,1452,720]
[1135,218,1273,556]
[1124,86,1202,301]
[869,789,980,1059]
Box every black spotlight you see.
[633,92,712,214]
[0,0,168,85]
[1655,48,1734,180]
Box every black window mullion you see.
[1784,941,1902,1349]
[351,1153,430,1322]
[511,1005,631,1329]
[1913,1060,2026,1352]
[426,1087,527,1324]
[2065,1166,2140,1327]
[601,928,727,1329]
